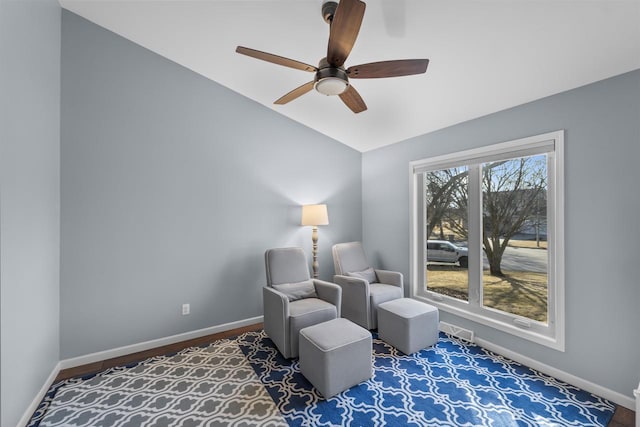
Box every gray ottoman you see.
[378,298,439,355]
[299,318,372,399]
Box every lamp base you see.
[311,226,319,279]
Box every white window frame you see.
[409,131,565,351]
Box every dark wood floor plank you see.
[609,405,636,427]
[55,323,263,381]
[55,361,105,382]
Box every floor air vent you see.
[439,321,475,343]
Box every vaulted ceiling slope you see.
[59,0,640,152]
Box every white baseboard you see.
[475,337,636,410]
[59,315,263,370]
[17,361,62,427]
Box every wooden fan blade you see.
[347,59,429,79]
[236,46,317,72]
[327,0,366,67]
[274,81,315,105]
[339,85,367,113]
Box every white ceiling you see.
[59,0,640,152]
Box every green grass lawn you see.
[426,267,548,323]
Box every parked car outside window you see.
[426,240,468,267]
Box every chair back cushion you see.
[273,279,317,301]
[265,247,311,286]
[332,242,370,275]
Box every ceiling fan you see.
[235,0,429,113]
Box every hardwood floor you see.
[610,406,636,427]
[55,323,264,382]
[55,323,636,427]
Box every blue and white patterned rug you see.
[238,331,615,427]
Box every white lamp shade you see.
[301,204,329,226]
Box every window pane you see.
[424,167,469,301]
[481,155,548,323]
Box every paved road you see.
[483,246,547,273]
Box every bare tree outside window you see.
[482,156,547,277]
[425,167,468,240]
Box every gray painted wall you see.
[362,69,640,399]
[60,11,362,358]
[0,0,61,425]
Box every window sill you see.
[412,293,565,352]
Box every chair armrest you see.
[263,287,291,358]
[313,279,342,318]
[375,269,403,288]
[333,275,371,329]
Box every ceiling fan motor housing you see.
[314,58,349,95]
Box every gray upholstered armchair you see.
[332,242,403,329]
[263,247,342,359]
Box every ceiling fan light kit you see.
[315,77,349,96]
[315,59,349,95]
[236,0,429,113]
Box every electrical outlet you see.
[182,303,190,315]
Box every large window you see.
[410,131,564,350]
